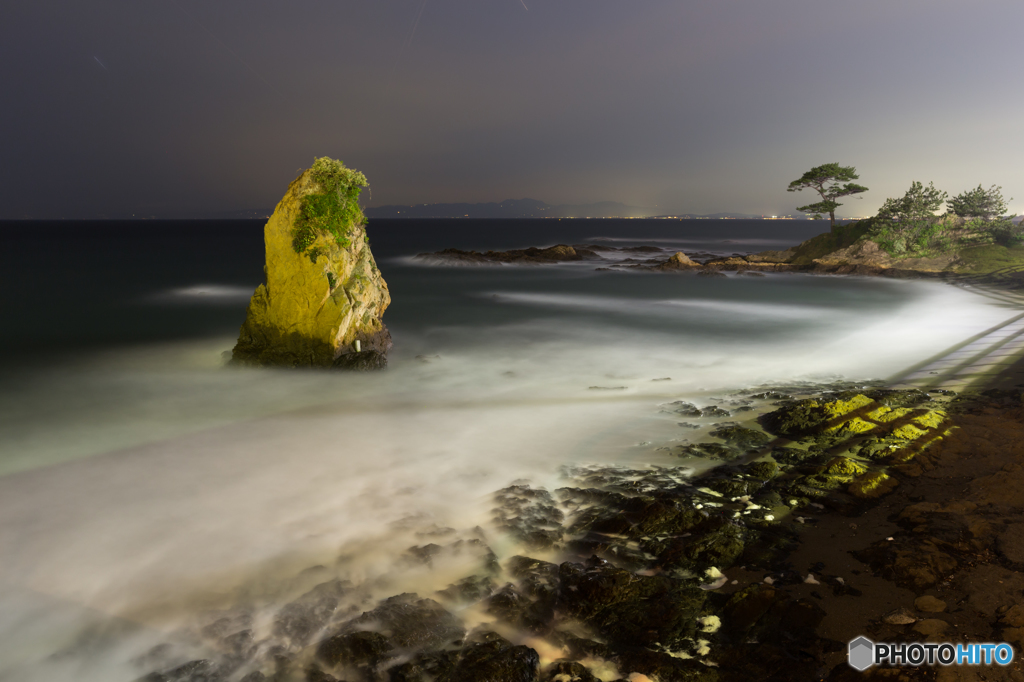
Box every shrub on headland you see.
[862,182,1018,257]
[291,157,369,256]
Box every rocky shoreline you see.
[134,381,1024,682]
[412,242,956,281]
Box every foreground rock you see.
[138,385,1024,682]
[233,158,392,368]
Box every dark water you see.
[0,218,865,351]
[0,219,1013,680]
[0,218,818,349]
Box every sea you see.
[0,218,1015,680]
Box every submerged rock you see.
[663,401,731,419]
[274,579,353,646]
[333,593,466,652]
[233,158,392,368]
[493,486,565,550]
[441,632,539,682]
[316,630,393,670]
[141,659,224,682]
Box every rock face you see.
[652,251,699,270]
[747,249,795,263]
[233,159,391,368]
[812,239,957,272]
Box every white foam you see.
[144,284,256,304]
[0,276,1016,679]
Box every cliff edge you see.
[233,158,392,369]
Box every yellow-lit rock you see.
[823,456,869,478]
[233,161,391,367]
[849,471,898,498]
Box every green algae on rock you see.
[848,470,898,498]
[233,158,392,368]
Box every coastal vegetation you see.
[787,163,868,228]
[780,167,1020,274]
[863,182,1019,259]
[291,157,368,256]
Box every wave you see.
[587,236,797,247]
[143,285,256,304]
[485,291,833,320]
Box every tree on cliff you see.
[871,181,948,255]
[949,184,1020,245]
[876,181,947,223]
[948,184,1010,222]
[787,163,868,228]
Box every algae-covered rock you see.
[760,394,875,438]
[709,425,772,450]
[443,634,539,682]
[556,562,706,648]
[849,471,898,498]
[233,158,391,368]
[657,520,746,571]
[673,442,740,461]
[744,461,778,480]
[822,456,868,478]
[663,401,731,418]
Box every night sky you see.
[3,0,1022,219]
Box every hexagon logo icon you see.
[848,636,875,671]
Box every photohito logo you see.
[848,637,1014,670]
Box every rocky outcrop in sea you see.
[413,221,976,280]
[233,159,392,369]
[414,244,601,265]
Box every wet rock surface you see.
[137,386,1024,682]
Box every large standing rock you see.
[233,158,392,368]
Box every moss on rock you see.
[744,461,779,480]
[823,456,868,478]
[849,471,898,498]
[291,157,368,255]
[760,393,875,438]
